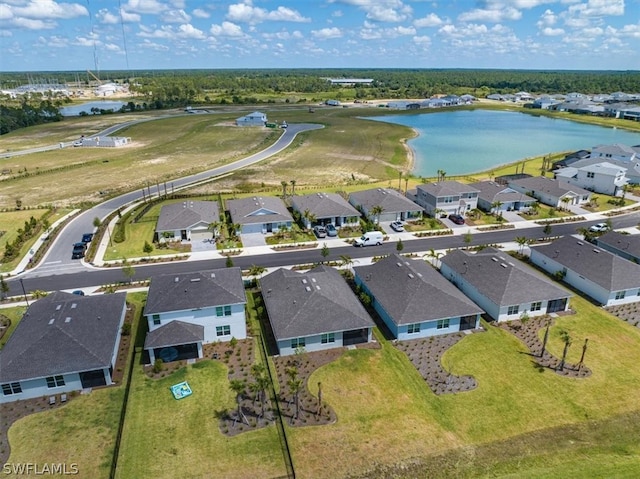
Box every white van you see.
[354,231,383,247]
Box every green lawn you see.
[0,305,28,348]
[115,358,286,479]
[286,295,640,479]
[0,208,55,273]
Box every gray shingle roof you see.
[470,181,536,205]
[144,321,204,349]
[354,254,483,325]
[531,236,640,291]
[416,181,480,197]
[441,248,571,306]
[156,201,219,232]
[349,188,422,214]
[509,176,591,198]
[226,196,293,225]
[0,292,126,383]
[291,192,360,219]
[596,231,640,262]
[261,266,374,340]
[145,268,246,315]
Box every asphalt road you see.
[8,211,639,296]
[26,122,323,278]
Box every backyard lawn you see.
[286,295,640,479]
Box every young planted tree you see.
[463,230,473,250]
[339,254,354,270]
[370,205,384,225]
[320,242,330,264]
[396,238,404,252]
[0,276,9,300]
[316,382,323,418]
[121,258,135,284]
[515,236,529,255]
[225,255,234,268]
[248,264,267,287]
[229,379,249,425]
[250,363,270,419]
[543,223,553,238]
[540,319,551,358]
[286,367,303,422]
[290,179,297,196]
[93,216,101,228]
[424,248,443,268]
[143,240,153,257]
[558,329,572,371]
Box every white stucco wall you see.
[277,328,372,356]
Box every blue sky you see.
[0,0,638,72]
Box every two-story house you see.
[413,181,479,217]
[554,162,629,196]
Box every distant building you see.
[236,111,267,127]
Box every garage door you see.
[190,231,213,243]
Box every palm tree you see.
[229,379,248,424]
[250,364,269,419]
[558,329,572,371]
[280,180,287,198]
[302,209,316,230]
[491,201,503,215]
[515,236,529,255]
[208,221,221,241]
[370,205,384,225]
[248,264,267,287]
[290,179,297,196]
[424,248,443,268]
[339,254,355,270]
[286,370,303,421]
[560,196,571,211]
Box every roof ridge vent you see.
[500,263,508,268]
[408,273,414,279]
[174,277,179,282]
[190,278,201,282]
[305,286,311,292]
[48,318,55,325]
[65,317,71,323]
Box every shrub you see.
[153,359,164,373]
[121,323,131,336]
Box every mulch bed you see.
[496,314,592,378]
[605,303,640,329]
[0,304,135,466]
[395,331,480,395]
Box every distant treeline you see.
[0,100,63,135]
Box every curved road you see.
[24,122,323,278]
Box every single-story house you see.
[553,150,591,169]
[470,181,537,212]
[236,111,267,127]
[530,236,640,307]
[554,162,628,196]
[291,192,361,229]
[155,200,220,242]
[261,266,375,356]
[595,231,640,263]
[413,181,480,217]
[0,292,127,403]
[354,254,483,340]
[79,136,130,147]
[226,196,293,235]
[144,268,247,364]
[440,248,572,322]
[508,176,592,208]
[348,188,422,223]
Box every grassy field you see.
[286,295,640,479]
[115,358,286,479]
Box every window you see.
[587,171,595,178]
[507,305,519,315]
[530,302,542,312]
[216,325,231,336]
[407,323,421,334]
[615,291,626,300]
[2,382,22,396]
[321,333,335,344]
[46,375,65,388]
[443,196,454,204]
[291,337,306,349]
[436,319,450,330]
[216,305,232,317]
[152,314,160,325]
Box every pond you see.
[366,110,640,177]
[60,101,128,117]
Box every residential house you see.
[155,200,219,242]
[413,181,479,217]
[0,292,127,403]
[591,144,637,163]
[354,254,483,340]
[530,236,640,306]
[554,162,629,196]
[261,266,375,356]
[440,248,572,322]
[235,111,267,127]
[470,181,536,212]
[226,196,293,235]
[595,231,640,264]
[290,192,361,229]
[508,176,591,208]
[348,188,422,223]
[553,150,591,169]
[143,268,247,364]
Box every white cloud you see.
[97,8,140,25]
[618,24,640,38]
[210,21,245,37]
[11,16,56,29]
[104,43,122,52]
[263,30,304,40]
[226,3,310,24]
[541,27,564,36]
[163,9,190,24]
[124,0,168,14]
[38,35,68,47]
[458,6,522,23]
[9,0,87,20]
[138,23,206,40]
[139,39,170,51]
[329,0,412,22]
[414,13,444,28]
[537,9,557,27]
[412,35,431,46]
[568,0,625,17]
[311,27,342,39]
[192,8,209,19]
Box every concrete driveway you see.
[241,233,267,247]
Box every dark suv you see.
[448,214,465,225]
[81,233,94,243]
[72,242,87,259]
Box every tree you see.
[281,180,288,198]
[424,248,443,268]
[290,179,297,196]
[248,264,267,287]
[515,236,529,255]
[286,367,303,422]
[370,205,384,225]
[316,382,323,418]
[121,258,135,283]
[463,230,473,250]
[339,254,355,270]
[320,242,330,263]
[229,379,249,425]
[302,209,316,230]
[93,216,101,228]
[250,364,270,419]
[558,329,572,371]
[0,276,9,300]
[539,319,551,358]
[143,241,153,257]
[543,223,552,238]
[396,238,404,252]
[225,255,234,268]
[560,196,571,211]
[491,201,503,215]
